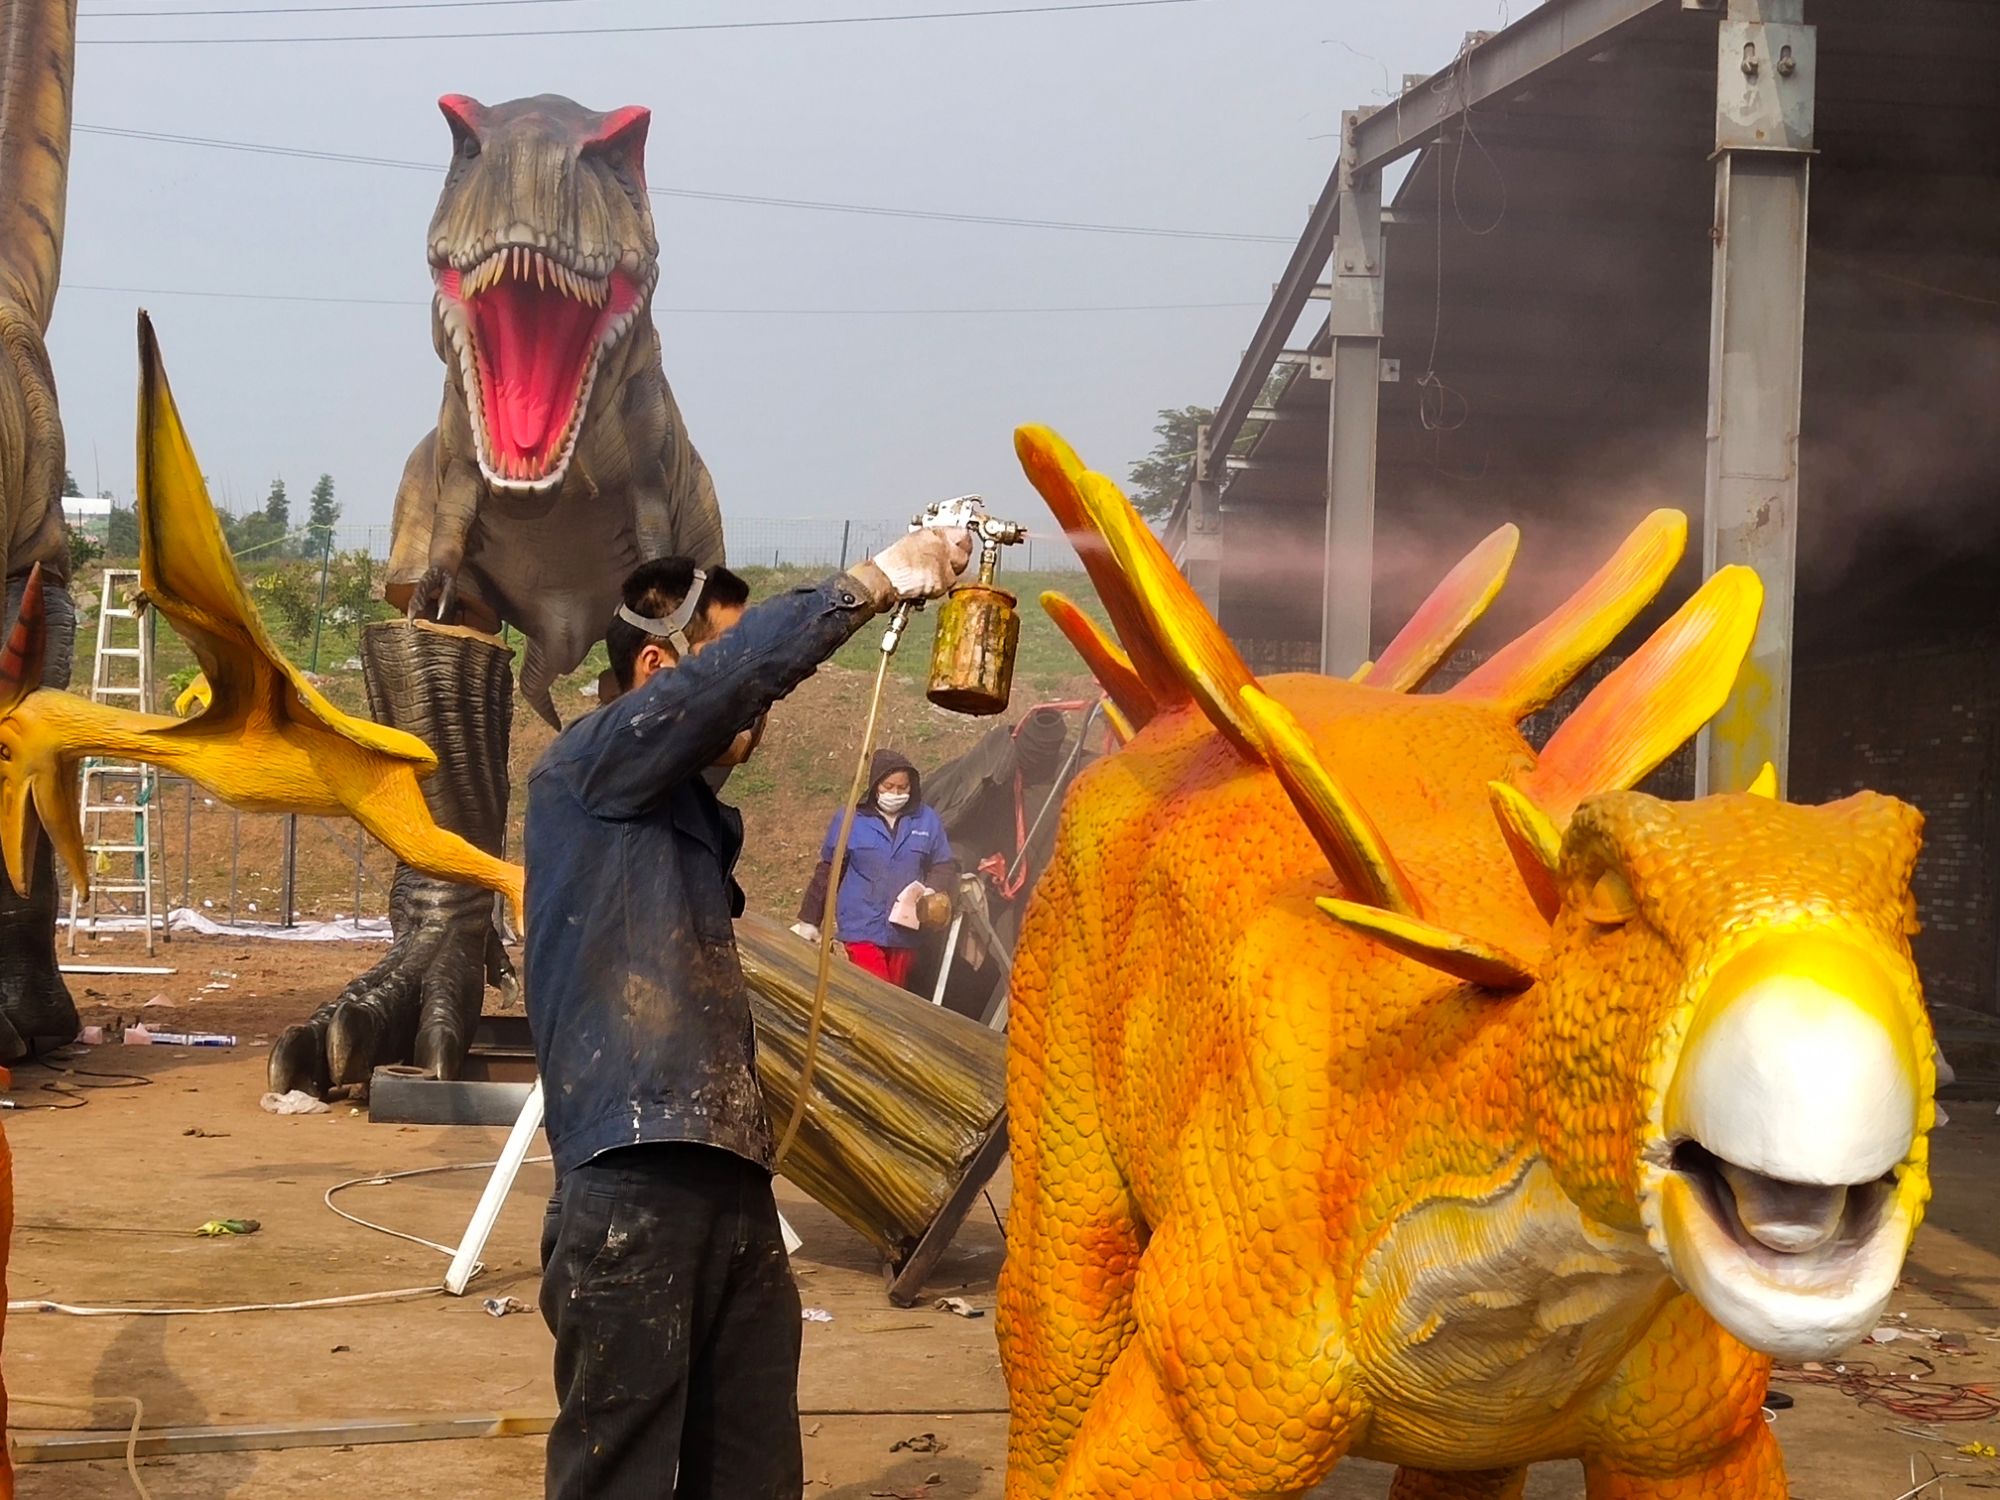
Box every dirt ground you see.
[8,940,2000,1498]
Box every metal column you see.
[1696,0,1815,796]
[1321,109,1385,676]
[1185,425,1223,614]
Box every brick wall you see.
[1792,644,2000,1013]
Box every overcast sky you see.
[49,0,1508,539]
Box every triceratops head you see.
[426,93,659,496]
[1525,785,1932,1362]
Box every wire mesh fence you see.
[211,517,1087,574]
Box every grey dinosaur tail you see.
[520,637,561,730]
[0,0,77,330]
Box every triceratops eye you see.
[1581,866,1639,927]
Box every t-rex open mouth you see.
[433,245,646,492]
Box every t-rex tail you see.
[0,0,77,332]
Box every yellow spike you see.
[1240,684,1419,915]
[1447,510,1687,720]
[1070,468,1263,759]
[1317,898,1537,994]
[1524,566,1764,820]
[1099,698,1134,746]
[1015,426,1183,709]
[1041,592,1157,729]
[1488,780,1563,923]
[1361,524,1520,692]
[1747,762,1779,799]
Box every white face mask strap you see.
[617,568,708,656]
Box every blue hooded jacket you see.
[808,748,956,949]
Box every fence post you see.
[838,520,851,571]
[181,779,192,908]
[281,815,299,928]
[309,526,334,673]
[228,809,241,923]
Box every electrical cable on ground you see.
[323,1153,553,1259]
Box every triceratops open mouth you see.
[433,245,649,494]
[1643,933,1932,1361]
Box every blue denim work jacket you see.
[523,573,879,1178]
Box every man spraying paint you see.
[523,530,971,1499]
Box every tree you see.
[107,504,139,558]
[61,469,81,498]
[307,473,339,551]
[65,519,102,575]
[1127,405,1213,521]
[262,478,290,553]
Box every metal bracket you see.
[1716,19,1815,152]
[1380,359,1402,384]
[1309,355,1334,381]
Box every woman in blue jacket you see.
[795,748,956,989]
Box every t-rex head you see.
[427,93,659,496]
[1525,786,1933,1362]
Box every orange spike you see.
[1316,898,1537,994]
[1015,426,1183,708]
[1446,510,1687,720]
[1524,565,1764,820]
[1,562,48,711]
[1041,592,1157,729]
[1360,525,1519,692]
[1240,684,1419,915]
[1488,780,1562,923]
[1071,468,1262,759]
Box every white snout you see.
[1669,955,1916,1187]
[1653,935,1930,1362]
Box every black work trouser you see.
[540,1142,803,1499]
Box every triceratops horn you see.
[1,562,48,711]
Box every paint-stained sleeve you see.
[555,576,877,820]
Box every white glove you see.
[790,921,821,945]
[871,526,974,602]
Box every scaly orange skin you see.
[1000,674,1929,1499]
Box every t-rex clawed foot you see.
[0,843,81,1064]
[268,870,504,1094]
[267,616,514,1098]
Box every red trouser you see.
[845,942,915,987]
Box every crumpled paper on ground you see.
[260,1089,330,1115]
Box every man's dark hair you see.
[606,557,751,692]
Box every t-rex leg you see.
[1389,1465,1529,1499]
[0,572,78,1062]
[268,619,512,1094]
[1581,1422,1785,1499]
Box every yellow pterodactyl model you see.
[0,314,524,924]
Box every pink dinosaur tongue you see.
[466,275,602,476]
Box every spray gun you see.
[878,494,1031,718]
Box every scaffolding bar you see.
[1696,0,1814,796]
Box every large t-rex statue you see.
[269,93,726,1095]
[999,428,1936,1498]
[0,0,80,1066]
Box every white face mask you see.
[877,790,911,815]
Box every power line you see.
[74,124,1292,244]
[67,282,1264,314]
[82,0,602,14]
[77,0,1214,44]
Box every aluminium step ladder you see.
[67,568,162,954]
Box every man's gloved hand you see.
[870,527,974,602]
[790,921,821,945]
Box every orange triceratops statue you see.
[999,427,1934,1498]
